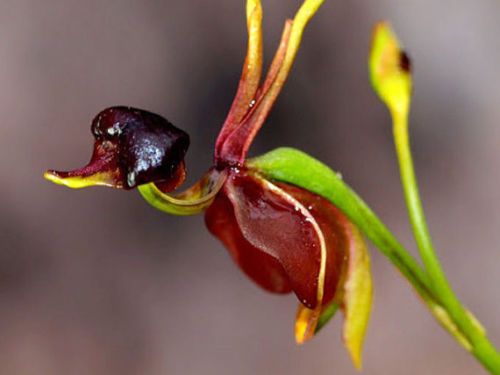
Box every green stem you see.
[392,110,500,374]
[249,147,500,374]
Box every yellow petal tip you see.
[43,170,112,189]
[294,303,321,345]
[44,170,61,184]
[369,21,412,116]
[347,345,363,371]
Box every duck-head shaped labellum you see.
[45,0,372,369]
[45,106,189,191]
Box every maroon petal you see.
[206,191,292,294]
[276,181,349,307]
[206,170,348,310]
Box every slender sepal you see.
[215,0,263,159]
[217,0,325,165]
[341,222,372,370]
[139,169,227,216]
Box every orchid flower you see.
[45,0,500,373]
[45,0,371,368]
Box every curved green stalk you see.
[368,21,500,373]
[248,147,500,374]
[138,170,227,216]
[392,110,500,373]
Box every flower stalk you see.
[370,22,500,373]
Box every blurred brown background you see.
[1,0,499,374]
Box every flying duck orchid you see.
[45,0,372,368]
[45,1,500,373]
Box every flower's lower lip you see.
[44,160,122,189]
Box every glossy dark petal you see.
[206,170,348,309]
[46,106,189,190]
[276,181,349,307]
[206,191,292,293]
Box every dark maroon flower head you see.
[45,106,189,190]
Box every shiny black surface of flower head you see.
[91,106,189,188]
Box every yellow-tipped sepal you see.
[293,204,373,370]
[342,222,373,370]
[44,170,116,189]
[138,169,227,216]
